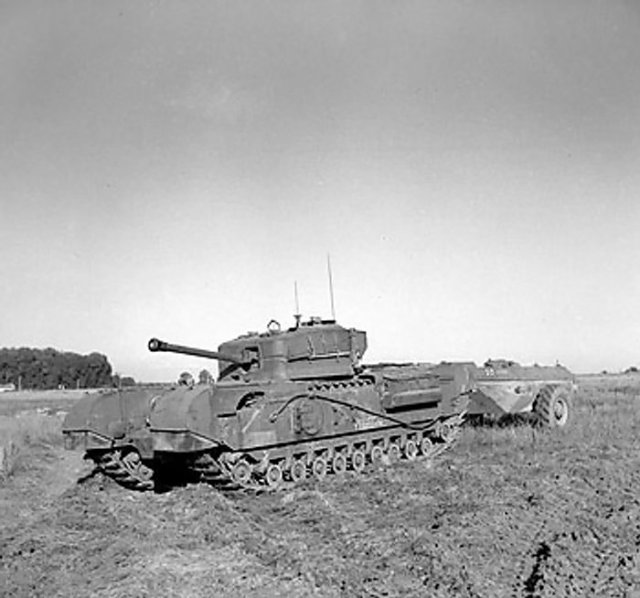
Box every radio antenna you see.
[327,254,336,320]
[294,280,301,327]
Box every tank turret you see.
[149,317,368,382]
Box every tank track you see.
[91,449,155,491]
[188,411,466,493]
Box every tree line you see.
[0,347,117,390]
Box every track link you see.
[94,449,155,491]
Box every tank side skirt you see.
[150,389,453,453]
[475,377,575,389]
[294,392,445,431]
[150,417,445,455]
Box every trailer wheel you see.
[533,385,571,428]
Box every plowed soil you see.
[2,376,640,597]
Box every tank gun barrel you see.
[148,338,247,365]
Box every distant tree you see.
[625,366,639,374]
[0,347,114,390]
[198,369,213,385]
[120,376,136,387]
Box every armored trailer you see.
[467,359,576,427]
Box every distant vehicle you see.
[467,359,576,427]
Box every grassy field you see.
[1,375,640,597]
[0,389,104,417]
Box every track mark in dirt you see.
[523,540,552,597]
[507,456,640,598]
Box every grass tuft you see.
[0,412,64,478]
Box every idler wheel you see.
[404,439,419,461]
[332,452,347,475]
[312,456,328,481]
[231,460,253,486]
[387,442,401,463]
[435,421,455,443]
[370,445,384,464]
[420,436,434,456]
[265,463,283,488]
[289,459,307,482]
[351,449,366,473]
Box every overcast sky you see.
[1,1,639,381]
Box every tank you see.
[466,358,577,427]
[62,316,474,491]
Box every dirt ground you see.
[2,375,640,597]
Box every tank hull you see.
[62,364,473,491]
[153,368,467,444]
[62,388,157,457]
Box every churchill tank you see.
[63,316,474,491]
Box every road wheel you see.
[370,444,384,464]
[404,439,419,461]
[387,441,401,463]
[351,449,366,473]
[231,460,252,486]
[533,385,571,428]
[265,463,283,488]
[420,436,434,456]
[289,459,307,482]
[312,456,328,481]
[332,452,347,475]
